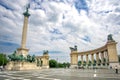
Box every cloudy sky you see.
[0,0,120,62]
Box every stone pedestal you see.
[107,41,119,63]
[42,66,49,69]
[5,61,41,70]
[70,65,78,69]
[17,48,29,57]
[70,51,78,68]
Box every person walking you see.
[115,65,118,74]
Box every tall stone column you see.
[17,6,30,57]
[21,16,29,48]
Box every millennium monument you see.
[70,34,119,69]
[6,5,49,70]
[17,4,30,57]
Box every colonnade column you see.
[101,52,104,65]
[105,51,109,65]
[86,54,88,65]
[81,55,83,65]
[91,54,94,64]
[96,53,99,65]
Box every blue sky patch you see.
[0,1,14,10]
[82,35,91,42]
[30,50,62,56]
[49,28,62,34]
[0,0,120,62]
[74,0,89,13]
[49,50,62,54]
[50,36,66,41]
[0,41,19,53]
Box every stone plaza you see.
[0,69,120,80]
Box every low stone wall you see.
[109,63,120,69]
[70,65,78,69]
[6,61,41,70]
[42,65,49,69]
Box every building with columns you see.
[70,34,119,68]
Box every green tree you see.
[0,53,8,66]
[66,62,70,68]
[58,63,64,68]
[62,62,70,68]
[63,62,67,68]
[49,59,57,68]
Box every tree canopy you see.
[49,59,57,68]
[49,59,70,68]
[0,53,8,66]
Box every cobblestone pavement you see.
[0,69,120,80]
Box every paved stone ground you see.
[0,69,120,80]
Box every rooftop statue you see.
[43,50,48,55]
[69,45,77,52]
[107,34,114,41]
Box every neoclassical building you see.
[70,34,119,68]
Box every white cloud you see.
[0,0,120,62]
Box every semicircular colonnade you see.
[70,35,119,68]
